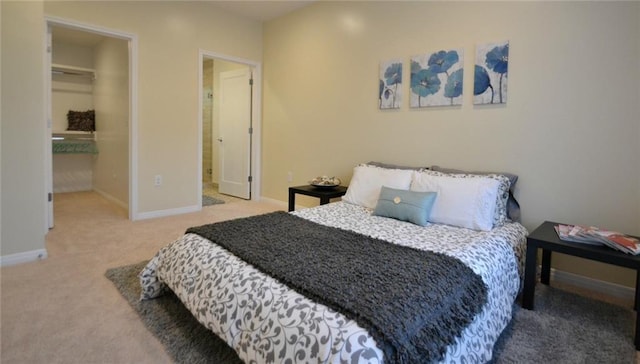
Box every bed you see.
[140,164,528,363]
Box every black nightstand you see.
[288,185,348,212]
[522,220,640,349]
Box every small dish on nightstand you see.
[309,176,341,189]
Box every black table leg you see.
[288,190,295,212]
[522,243,538,309]
[635,269,639,350]
[633,269,640,311]
[541,250,552,285]
[636,316,639,351]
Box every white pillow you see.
[342,165,413,209]
[410,171,499,231]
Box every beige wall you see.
[51,41,95,194]
[263,2,640,286]
[44,1,263,212]
[202,59,213,184]
[51,41,94,132]
[2,0,638,289]
[0,1,262,261]
[51,41,93,68]
[1,1,3,254]
[1,1,48,256]
[92,36,129,206]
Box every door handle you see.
[217,138,223,142]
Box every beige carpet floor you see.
[1,191,637,363]
[1,191,283,364]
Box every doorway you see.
[199,51,262,206]
[45,18,137,225]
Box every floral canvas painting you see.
[379,60,402,109]
[410,49,464,108]
[474,41,509,105]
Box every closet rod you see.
[52,70,89,76]
[51,63,96,79]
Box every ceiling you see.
[52,1,313,46]
[210,0,314,22]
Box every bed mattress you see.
[140,202,527,363]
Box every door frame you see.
[44,16,138,222]
[198,50,262,205]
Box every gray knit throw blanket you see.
[186,211,487,363]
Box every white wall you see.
[263,2,640,286]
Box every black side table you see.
[522,220,640,349]
[288,185,348,212]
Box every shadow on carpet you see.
[106,261,636,364]
[203,195,225,206]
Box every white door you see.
[218,68,252,199]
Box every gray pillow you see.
[431,165,521,222]
[366,161,428,171]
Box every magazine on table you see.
[554,224,640,255]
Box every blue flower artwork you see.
[474,41,509,105]
[410,48,464,108]
[379,59,402,109]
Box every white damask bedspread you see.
[140,202,528,363]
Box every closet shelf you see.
[52,131,98,154]
[53,130,94,135]
[52,139,98,155]
[52,63,95,79]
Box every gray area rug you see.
[202,195,225,206]
[106,261,636,364]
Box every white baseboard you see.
[134,196,287,221]
[134,204,200,221]
[0,249,48,267]
[93,188,128,210]
[256,196,288,208]
[548,267,635,303]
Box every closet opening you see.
[45,18,137,228]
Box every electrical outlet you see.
[154,175,162,187]
[287,171,293,183]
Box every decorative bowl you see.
[309,176,341,189]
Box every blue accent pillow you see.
[372,186,437,226]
